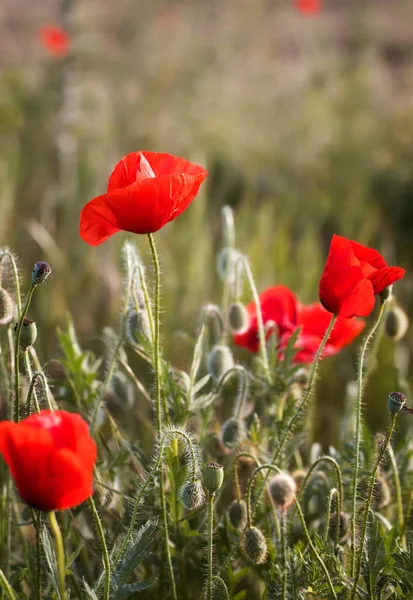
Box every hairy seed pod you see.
[243,527,267,564]
[179,480,205,510]
[207,345,234,382]
[228,499,247,529]
[385,304,409,342]
[221,417,245,447]
[228,302,249,334]
[269,473,297,510]
[388,391,406,415]
[373,475,391,510]
[15,318,37,350]
[328,511,349,542]
[0,288,13,325]
[125,309,152,345]
[203,463,224,494]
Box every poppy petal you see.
[107,152,156,191]
[368,266,406,295]
[80,194,122,246]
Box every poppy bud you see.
[203,462,224,494]
[221,417,245,447]
[125,309,152,345]
[242,527,267,564]
[179,479,205,510]
[14,318,37,350]
[292,469,307,491]
[228,302,249,334]
[228,499,248,529]
[328,511,349,543]
[217,248,243,284]
[385,304,409,342]
[388,391,406,415]
[207,345,234,382]
[268,473,297,510]
[31,261,51,285]
[0,288,13,325]
[372,475,391,510]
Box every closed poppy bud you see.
[207,345,234,382]
[32,261,51,285]
[203,462,224,494]
[221,417,245,447]
[125,309,152,345]
[388,391,406,415]
[228,499,248,529]
[15,318,37,350]
[179,479,205,510]
[0,410,97,511]
[292,469,307,491]
[228,302,249,334]
[217,248,243,283]
[0,288,13,325]
[243,527,267,564]
[385,304,409,342]
[269,473,297,510]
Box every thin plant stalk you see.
[88,497,110,600]
[350,300,387,576]
[48,511,66,600]
[14,282,37,422]
[30,509,42,600]
[280,509,287,600]
[0,568,17,600]
[24,353,40,415]
[350,414,397,600]
[26,371,54,413]
[294,498,337,600]
[206,492,215,600]
[0,251,21,316]
[324,488,339,543]
[147,232,177,600]
[388,443,404,546]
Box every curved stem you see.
[294,498,337,600]
[350,415,397,600]
[88,497,110,600]
[147,233,177,600]
[207,493,215,600]
[246,464,283,528]
[324,488,339,543]
[211,577,230,600]
[26,371,54,413]
[48,511,66,600]
[0,251,21,316]
[0,568,17,600]
[233,453,260,502]
[14,283,37,422]
[350,301,387,576]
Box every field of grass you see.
[1,1,413,598]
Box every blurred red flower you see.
[80,151,208,245]
[0,410,96,511]
[38,25,70,58]
[295,0,322,15]
[319,235,405,318]
[233,285,364,363]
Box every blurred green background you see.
[1,0,413,443]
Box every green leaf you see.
[115,578,156,599]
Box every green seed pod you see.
[373,475,391,510]
[125,309,152,345]
[328,511,349,542]
[15,318,37,350]
[242,527,267,564]
[207,345,234,382]
[221,417,245,447]
[228,302,249,334]
[269,473,297,510]
[179,480,205,510]
[0,288,14,325]
[388,391,406,415]
[385,304,409,342]
[203,462,224,494]
[228,499,247,529]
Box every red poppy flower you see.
[295,0,322,15]
[319,235,405,318]
[233,286,298,353]
[289,303,365,363]
[38,25,70,58]
[0,410,96,511]
[80,151,208,245]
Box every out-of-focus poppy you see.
[38,25,71,58]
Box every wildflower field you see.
[2,1,413,599]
